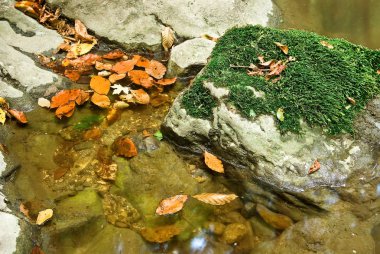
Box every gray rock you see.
[0,80,23,98]
[168,38,216,76]
[0,211,20,254]
[47,0,273,50]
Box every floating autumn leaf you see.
[91,93,111,108]
[156,195,188,215]
[146,60,167,79]
[204,151,224,173]
[95,61,113,71]
[131,89,150,104]
[62,54,102,67]
[103,49,125,60]
[76,90,90,105]
[113,137,138,158]
[155,77,177,86]
[36,208,53,225]
[133,55,151,68]
[128,70,153,88]
[64,69,81,81]
[90,76,111,95]
[274,42,289,55]
[140,224,181,243]
[74,19,95,42]
[112,60,136,74]
[0,109,6,125]
[8,109,28,124]
[31,246,45,254]
[109,73,126,84]
[347,97,356,105]
[55,101,75,119]
[192,193,238,205]
[50,89,81,108]
[37,98,50,108]
[308,159,321,174]
[276,108,285,122]
[67,40,97,58]
[162,26,175,51]
[320,40,334,49]
[111,84,130,95]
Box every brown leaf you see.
[53,167,69,180]
[8,109,28,124]
[64,69,81,81]
[308,159,321,174]
[131,89,150,104]
[109,73,126,84]
[140,225,181,243]
[161,27,175,52]
[192,193,238,205]
[133,55,151,68]
[150,94,170,107]
[103,49,125,60]
[156,195,188,215]
[95,61,113,71]
[54,42,71,54]
[50,89,81,108]
[128,70,153,88]
[274,42,289,55]
[14,1,40,18]
[31,246,45,254]
[113,137,138,158]
[74,19,95,42]
[75,90,90,105]
[154,77,177,86]
[145,60,166,79]
[83,127,102,140]
[112,60,136,74]
[204,151,224,173]
[347,97,356,105]
[91,93,111,108]
[201,34,219,42]
[62,54,102,68]
[55,101,75,119]
[20,203,32,220]
[90,76,111,95]
[320,40,334,49]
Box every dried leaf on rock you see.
[55,101,75,119]
[112,60,136,74]
[192,193,238,205]
[54,42,71,54]
[31,246,45,254]
[156,195,188,215]
[36,208,53,225]
[128,70,153,88]
[131,89,150,104]
[0,109,6,125]
[155,77,177,86]
[308,159,321,174]
[103,49,125,60]
[145,60,166,79]
[111,84,130,95]
[90,76,111,95]
[204,151,224,173]
[109,73,126,84]
[140,224,181,243]
[8,109,28,124]
[113,137,138,158]
[320,40,334,49]
[38,98,51,108]
[95,61,113,71]
[133,55,150,68]
[91,93,111,108]
[64,69,81,81]
[274,42,289,55]
[74,19,95,42]
[161,27,175,51]
[276,108,285,122]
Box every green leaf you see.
[153,130,163,141]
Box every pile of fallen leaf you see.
[0,97,27,124]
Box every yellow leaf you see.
[192,193,238,205]
[0,108,6,125]
[156,195,188,215]
[276,108,285,122]
[161,27,175,51]
[204,151,224,173]
[36,208,53,225]
[68,40,96,58]
[320,40,334,49]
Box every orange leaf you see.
[55,101,75,119]
[113,137,138,158]
[133,55,151,68]
[142,130,151,137]
[91,93,111,108]
[50,89,81,108]
[103,49,125,60]
[19,203,32,220]
[274,42,289,55]
[95,61,113,71]
[7,109,28,124]
[204,151,224,173]
[31,246,45,254]
[64,69,81,81]
[192,193,238,205]
[145,60,166,79]
[63,54,102,68]
[131,89,150,104]
[112,60,136,74]
[377,70,380,75]
[128,70,153,88]
[83,127,102,140]
[308,159,321,174]
[156,195,188,215]
[155,77,177,86]
[75,90,90,105]
[90,76,111,95]
[109,73,126,84]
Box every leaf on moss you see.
[156,195,188,215]
[204,151,224,173]
[320,40,334,49]
[347,97,356,105]
[274,42,289,55]
[192,193,238,205]
[308,159,321,174]
[140,224,181,243]
[276,108,285,122]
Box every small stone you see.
[256,204,293,230]
[222,223,248,244]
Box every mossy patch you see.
[181,25,380,134]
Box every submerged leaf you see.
[140,224,181,243]
[113,137,138,158]
[204,151,224,173]
[308,159,321,174]
[156,195,188,215]
[55,101,75,119]
[64,69,81,81]
[276,108,285,122]
[30,246,45,254]
[256,204,293,230]
[192,193,238,205]
[161,27,175,51]
[36,208,53,225]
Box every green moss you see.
[73,114,104,130]
[181,25,380,134]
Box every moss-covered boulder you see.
[163,26,380,217]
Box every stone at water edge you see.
[256,204,293,230]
